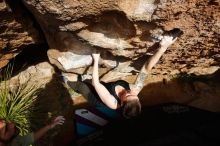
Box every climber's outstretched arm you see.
[92,53,119,109]
[132,36,178,95]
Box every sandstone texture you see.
[0,0,43,68]
[153,0,220,75]
[1,0,220,80]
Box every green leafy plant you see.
[0,64,41,136]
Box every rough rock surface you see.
[0,0,43,68]
[153,0,220,75]
[21,0,162,81]
[1,0,219,81]
[9,62,55,86]
[20,0,219,81]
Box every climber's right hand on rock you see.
[159,35,177,50]
[159,28,183,50]
[92,53,100,62]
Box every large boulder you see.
[19,0,220,81]
[21,0,160,81]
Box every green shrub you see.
[0,64,41,136]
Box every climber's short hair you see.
[122,98,141,119]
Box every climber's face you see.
[121,90,139,105]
